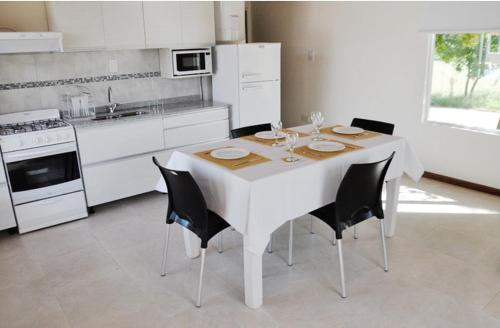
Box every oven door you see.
[173,49,211,76]
[3,142,83,205]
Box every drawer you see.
[83,151,168,206]
[164,119,229,149]
[15,191,87,233]
[0,183,16,230]
[76,118,165,165]
[164,108,228,129]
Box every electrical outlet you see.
[307,49,316,63]
[109,59,118,73]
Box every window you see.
[425,33,500,133]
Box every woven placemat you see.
[195,148,271,170]
[241,129,309,147]
[320,125,381,140]
[285,140,363,161]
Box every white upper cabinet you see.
[47,1,216,51]
[46,2,105,51]
[180,1,215,46]
[143,1,182,48]
[101,2,145,50]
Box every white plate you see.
[308,141,346,152]
[332,126,365,135]
[255,131,287,140]
[210,147,250,160]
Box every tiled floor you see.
[1,177,500,327]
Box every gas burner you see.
[0,119,70,136]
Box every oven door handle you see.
[3,142,76,163]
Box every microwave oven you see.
[159,48,213,78]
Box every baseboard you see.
[423,171,500,196]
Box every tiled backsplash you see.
[0,49,210,114]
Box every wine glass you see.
[311,111,324,141]
[271,121,283,147]
[285,132,300,162]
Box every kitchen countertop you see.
[68,97,228,129]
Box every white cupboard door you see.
[76,118,165,166]
[180,1,215,46]
[102,2,145,50]
[0,184,16,230]
[143,1,182,48]
[239,43,281,83]
[239,81,281,127]
[46,1,105,51]
[83,152,167,206]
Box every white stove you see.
[0,109,75,152]
[0,109,88,233]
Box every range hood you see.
[0,32,63,54]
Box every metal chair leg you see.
[217,232,223,253]
[309,215,314,234]
[379,219,389,272]
[332,231,337,246]
[267,234,273,253]
[337,239,347,298]
[353,225,358,239]
[160,224,171,276]
[195,248,206,307]
[288,220,294,266]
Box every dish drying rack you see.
[60,85,96,121]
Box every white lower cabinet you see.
[165,120,229,149]
[83,152,167,206]
[0,183,16,230]
[77,107,229,207]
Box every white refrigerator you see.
[212,43,281,129]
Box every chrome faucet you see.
[106,86,119,113]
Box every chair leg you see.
[267,234,273,253]
[379,219,389,272]
[353,225,358,239]
[337,239,347,298]
[195,248,207,307]
[288,220,294,266]
[217,232,223,253]
[160,224,171,276]
[309,215,314,234]
[332,231,337,246]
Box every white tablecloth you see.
[155,124,423,255]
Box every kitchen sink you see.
[92,110,149,121]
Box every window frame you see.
[423,33,500,136]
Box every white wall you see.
[252,1,500,189]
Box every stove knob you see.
[19,140,25,147]
[56,134,62,141]
[35,136,43,144]
[45,136,51,143]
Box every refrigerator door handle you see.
[242,72,262,78]
[242,85,263,91]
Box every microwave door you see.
[175,52,206,75]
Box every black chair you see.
[153,157,230,307]
[309,152,395,298]
[351,118,395,135]
[230,123,272,138]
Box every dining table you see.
[155,123,424,309]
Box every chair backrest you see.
[230,123,272,138]
[335,152,395,231]
[351,118,395,135]
[152,157,208,238]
